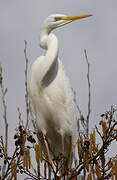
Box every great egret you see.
[29,14,92,171]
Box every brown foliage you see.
[0,107,116,179]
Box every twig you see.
[84,49,91,135]
[24,40,30,129]
[73,89,82,117]
[72,89,82,134]
[23,169,39,180]
[17,107,23,126]
[0,64,8,178]
[95,125,103,139]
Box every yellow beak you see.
[61,14,92,21]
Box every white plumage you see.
[29,14,92,169]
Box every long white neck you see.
[40,28,59,52]
[39,29,59,86]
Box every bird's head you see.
[41,14,92,33]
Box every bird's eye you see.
[54,17,62,21]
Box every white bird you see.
[29,14,92,171]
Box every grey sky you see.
[0,0,117,153]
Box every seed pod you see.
[23,148,31,169]
[34,144,43,165]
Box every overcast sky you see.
[0,0,117,154]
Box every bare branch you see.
[72,89,82,134]
[24,40,30,129]
[73,89,82,117]
[0,64,8,178]
[95,125,103,139]
[84,49,91,135]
